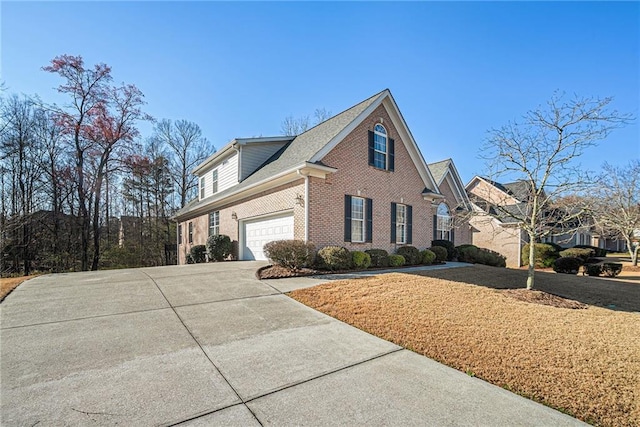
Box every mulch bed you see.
[257,262,447,280]
[499,289,588,309]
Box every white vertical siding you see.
[240,143,287,181]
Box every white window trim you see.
[211,169,219,194]
[351,196,365,243]
[437,203,452,240]
[396,204,407,244]
[373,124,387,170]
[209,211,220,236]
[200,176,206,199]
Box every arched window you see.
[436,203,452,241]
[373,124,387,169]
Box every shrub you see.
[553,257,581,274]
[431,240,457,261]
[559,248,594,264]
[190,245,207,263]
[429,246,448,262]
[388,254,405,267]
[583,263,602,276]
[522,243,558,268]
[475,248,507,268]
[316,246,351,271]
[574,244,607,258]
[186,253,195,264]
[263,239,315,270]
[602,263,623,278]
[396,246,422,265]
[365,249,389,268]
[206,234,233,262]
[421,249,436,265]
[351,251,372,269]
[457,245,479,263]
[546,242,565,254]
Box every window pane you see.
[374,133,387,152]
[352,219,364,242]
[374,152,386,169]
[397,205,406,223]
[396,224,405,243]
[352,197,364,220]
[212,170,218,194]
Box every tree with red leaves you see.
[43,55,150,270]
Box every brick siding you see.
[308,104,437,253]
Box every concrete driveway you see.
[1,262,585,426]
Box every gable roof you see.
[466,176,532,204]
[428,158,471,209]
[175,89,441,220]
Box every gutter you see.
[174,162,337,222]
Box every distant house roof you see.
[175,89,442,221]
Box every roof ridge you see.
[293,88,388,139]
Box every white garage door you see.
[241,213,294,261]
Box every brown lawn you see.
[289,265,640,427]
[0,276,34,302]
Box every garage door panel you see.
[242,214,294,261]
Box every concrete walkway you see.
[0,262,585,426]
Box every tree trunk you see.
[91,163,107,271]
[526,233,536,290]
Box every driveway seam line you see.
[170,292,281,309]
[140,271,264,427]
[163,402,247,427]
[243,347,404,404]
[0,305,172,330]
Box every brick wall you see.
[177,181,304,264]
[469,213,523,267]
[308,104,436,253]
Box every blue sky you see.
[2,1,638,184]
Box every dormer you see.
[193,136,294,201]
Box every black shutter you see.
[433,214,437,243]
[368,131,375,166]
[390,202,397,243]
[388,138,395,171]
[344,195,352,242]
[407,205,413,244]
[365,198,373,243]
[450,228,455,244]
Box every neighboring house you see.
[174,89,471,263]
[465,176,603,267]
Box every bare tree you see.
[481,92,632,290]
[280,108,332,136]
[313,108,332,123]
[0,95,46,275]
[280,115,310,136]
[152,119,213,208]
[590,161,640,266]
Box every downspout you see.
[297,169,310,242]
[176,221,180,265]
[233,145,241,259]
